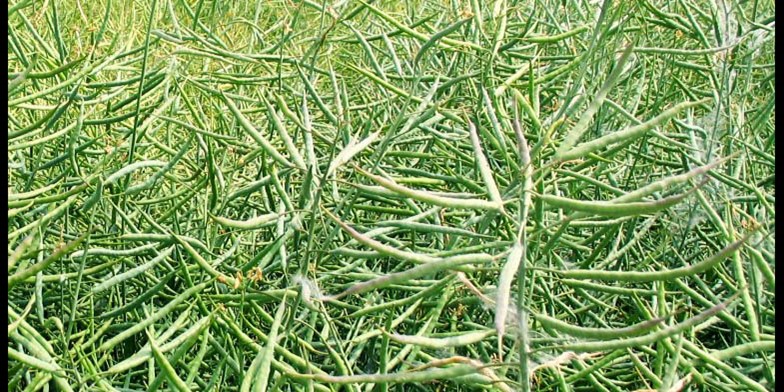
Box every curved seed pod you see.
[355,166,502,211]
[330,254,487,300]
[414,17,472,66]
[386,329,494,348]
[91,246,174,294]
[327,131,380,176]
[555,98,711,162]
[173,236,236,287]
[286,363,480,384]
[97,281,210,353]
[125,137,192,195]
[541,292,740,353]
[261,96,307,170]
[211,212,280,230]
[538,186,696,218]
[80,179,103,213]
[69,243,158,259]
[495,242,523,354]
[222,94,294,168]
[8,181,62,201]
[104,160,167,185]
[146,329,191,392]
[108,314,212,374]
[8,346,62,374]
[555,44,634,158]
[252,295,287,392]
[324,208,493,267]
[8,200,34,218]
[557,230,755,282]
[531,312,666,339]
[467,121,503,207]
[9,232,89,290]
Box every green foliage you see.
[7,0,775,391]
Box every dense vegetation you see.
[7,0,775,391]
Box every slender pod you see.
[327,131,380,176]
[211,212,280,230]
[261,96,307,170]
[386,329,494,349]
[495,242,523,353]
[97,281,210,353]
[222,94,294,168]
[538,183,700,218]
[532,312,667,339]
[252,295,287,392]
[324,208,493,266]
[9,232,89,290]
[557,231,755,282]
[555,44,634,157]
[467,121,504,206]
[91,246,174,293]
[540,292,740,353]
[104,160,167,185]
[329,254,490,300]
[555,98,711,162]
[286,364,480,384]
[355,166,503,211]
[146,329,191,392]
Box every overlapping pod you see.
[69,242,159,259]
[323,209,493,299]
[355,166,503,211]
[555,44,635,158]
[495,242,523,353]
[8,232,89,290]
[222,94,295,168]
[97,281,210,353]
[531,312,666,339]
[261,96,307,170]
[557,231,754,282]
[147,329,191,392]
[247,296,287,392]
[91,246,174,293]
[538,189,693,217]
[9,329,72,391]
[326,131,380,176]
[555,98,712,162]
[8,181,61,201]
[467,121,504,208]
[211,212,280,230]
[414,17,473,66]
[386,329,494,348]
[333,254,486,299]
[542,292,739,353]
[104,160,167,185]
[286,364,480,384]
[125,137,192,195]
[173,235,237,286]
[108,314,212,374]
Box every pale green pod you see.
[223,95,294,168]
[97,282,210,353]
[555,98,711,162]
[327,131,380,176]
[91,246,174,293]
[557,231,753,282]
[467,121,503,206]
[538,188,692,218]
[356,167,502,211]
[495,242,523,353]
[211,212,280,230]
[386,329,494,348]
[104,160,167,185]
